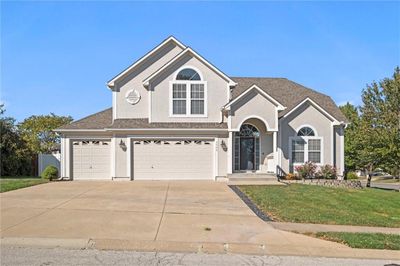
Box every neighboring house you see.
[56,36,348,181]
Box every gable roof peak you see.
[143,46,237,87]
[107,36,186,89]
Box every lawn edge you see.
[228,185,272,221]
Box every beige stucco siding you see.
[114,136,129,178]
[279,102,334,173]
[150,54,229,123]
[114,43,183,119]
[230,90,278,131]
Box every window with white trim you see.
[290,127,322,164]
[171,68,206,116]
[292,139,306,163]
[172,83,187,115]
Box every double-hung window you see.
[290,126,322,165]
[171,68,206,116]
[172,83,187,115]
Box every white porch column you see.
[273,131,277,174]
[227,131,233,174]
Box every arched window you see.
[297,127,315,136]
[291,126,322,165]
[237,124,260,137]
[176,68,201,80]
[171,67,206,116]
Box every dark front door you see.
[240,137,255,170]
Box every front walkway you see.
[1,181,399,259]
[269,222,400,235]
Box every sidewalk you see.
[2,236,400,260]
[269,222,400,234]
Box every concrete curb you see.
[2,237,399,260]
[0,237,92,249]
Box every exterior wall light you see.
[221,140,227,151]
[119,140,127,151]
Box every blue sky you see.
[1,1,399,122]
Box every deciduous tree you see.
[18,114,73,154]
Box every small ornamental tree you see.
[295,161,317,179]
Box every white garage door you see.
[72,140,111,180]
[133,139,214,180]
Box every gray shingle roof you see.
[231,77,348,122]
[57,108,112,130]
[109,119,227,129]
[57,108,227,130]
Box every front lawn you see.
[239,184,400,227]
[312,232,400,250]
[0,177,48,193]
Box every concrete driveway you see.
[1,181,398,259]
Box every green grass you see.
[0,177,49,193]
[313,232,400,250]
[239,184,400,227]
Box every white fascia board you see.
[223,84,285,110]
[105,128,228,132]
[55,129,107,133]
[281,97,339,123]
[143,47,237,87]
[107,36,186,90]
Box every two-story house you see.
[56,36,348,181]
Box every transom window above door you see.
[170,68,207,117]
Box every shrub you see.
[295,161,317,179]
[347,171,359,180]
[285,173,299,180]
[317,164,337,179]
[41,165,58,180]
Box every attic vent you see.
[125,89,141,105]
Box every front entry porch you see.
[231,118,278,174]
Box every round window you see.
[125,89,141,105]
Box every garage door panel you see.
[72,140,111,180]
[133,140,214,180]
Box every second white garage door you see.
[133,139,214,180]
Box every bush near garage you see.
[41,165,58,181]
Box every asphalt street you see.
[1,246,399,266]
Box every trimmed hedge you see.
[41,165,58,180]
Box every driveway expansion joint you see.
[154,182,170,241]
